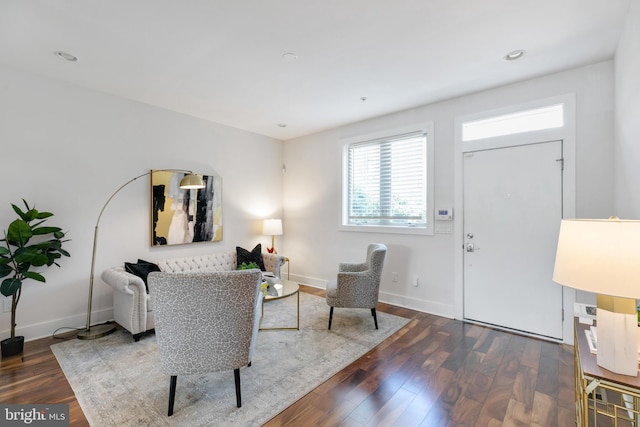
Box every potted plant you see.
[0,200,70,358]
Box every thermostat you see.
[436,207,453,221]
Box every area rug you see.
[51,292,409,426]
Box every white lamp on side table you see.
[262,219,283,254]
[553,217,640,376]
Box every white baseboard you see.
[288,274,327,289]
[291,274,455,319]
[0,308,114,342]
[379,291,455,319]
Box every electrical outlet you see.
[3,298,11,313]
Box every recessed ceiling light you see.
[282,52,298,62]
[277,123,287,128]
[504,50,526,61]
[54,51,78,62]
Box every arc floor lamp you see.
[77,169,205,340]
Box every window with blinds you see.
[344,131,428,229]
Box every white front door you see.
[463,140,564,340]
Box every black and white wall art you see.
[150,170,222,246]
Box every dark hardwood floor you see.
[0,285,574,426]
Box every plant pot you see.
[1,336,24,358]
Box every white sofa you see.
[101,251,286,341]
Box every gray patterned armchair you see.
[326,243,387,330]
[147,270,263,416]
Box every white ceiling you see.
[0,1,631,141]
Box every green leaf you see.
[23,271,45,282]
[0,247,9,255]
[32,226,62,235]
[47,253,62,265]
[0,278,21,297]
[26,208,39,221]
[13,248,36,264]
[31,254,49,267]
[36,211,54,219]
[16,264,31,275]
[6,219,32,245]
[53,231,65,239]
[11,203,29,222]
[0,264,13,278]
[58,248,71,257]
[32,241,55,250]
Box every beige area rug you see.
[51,292,409,426]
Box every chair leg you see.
[328,307,334,330]
[371,308,378,330]
[168,375,177,416]
[234,368,242,408]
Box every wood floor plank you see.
[2,287,577,427]
[511,366,538,408]
[476,374,516,422]
[530,391,557,427]
[363,387,416,427]
[448,396,483,427]
[521,339,543,369]
[503,398,532,427]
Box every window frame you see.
[461,103,564,142]
[340,123,434,235]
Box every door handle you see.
[466,243,475,252]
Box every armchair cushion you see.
[236,244,266,271]
[124,259,161,293]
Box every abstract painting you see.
[150,170,222,246]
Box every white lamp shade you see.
[262,219,283,236]
[553,218,640,299]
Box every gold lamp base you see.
[77,323,117,340]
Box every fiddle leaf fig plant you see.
[0,200,70,342]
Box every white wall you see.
[284,61,614,318]
[0,65,284,341]
[0,49,624,342]
[614,0,640,218]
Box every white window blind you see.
[346,131,427,228]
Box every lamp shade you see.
[179,173,205,189]
[553,218,640,299]
[262,219,283,236]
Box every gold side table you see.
[259,280,300,331]
[575,318,640,426]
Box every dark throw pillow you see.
[236,244,266,271]
[124,259,161,293]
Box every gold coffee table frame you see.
[260,280,300,331]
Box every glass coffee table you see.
[259,279,300,331]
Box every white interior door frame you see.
[453,93,577,344]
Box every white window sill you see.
[339,224,433,236]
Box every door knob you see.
[466,243,474,252]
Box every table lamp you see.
[553,217,640,376]
[262,219,283,254]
